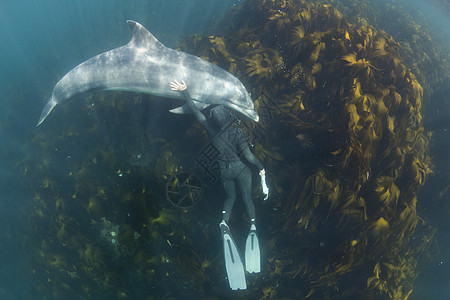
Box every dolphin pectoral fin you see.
[168,105,187,114]
[169,103,211,114]
[36,98,57,126]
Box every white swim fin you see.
[245,224,260,273]
[219,220,247,290]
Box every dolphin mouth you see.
[251,112,259,122]
[244,109,259,122]
[228,102,259,122]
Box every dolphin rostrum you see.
[37,20,259,126]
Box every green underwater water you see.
[0,0,449,299]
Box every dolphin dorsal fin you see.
[126,20,164,50]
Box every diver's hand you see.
[170,80,187,91]
[259,169,266,176]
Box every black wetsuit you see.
[182,90,263,222]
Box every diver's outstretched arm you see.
[170,80,207,127]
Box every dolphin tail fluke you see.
[36,97,57,126]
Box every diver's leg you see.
[236,165,260,273]
[221,175,236,223]
[236,166,255,222]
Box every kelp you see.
[178,0,436,299]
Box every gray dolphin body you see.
[37,20,258,126]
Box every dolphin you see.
[36,20,259,126]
